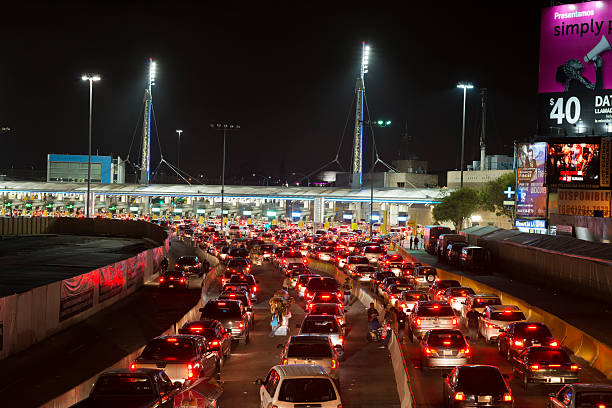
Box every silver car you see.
[280,335,339,380]
[408,301,458,342]
[419,329,471,370]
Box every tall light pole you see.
[176,129,183,169]
[367,119,391,237]
[457,82,473,188]
[210,123,240,233]
[351,42,370,188]
[81,74,101,217]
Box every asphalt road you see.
[217,259,401,408]
[0,238,202,407]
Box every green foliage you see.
[432,188,481,231]
[479,172,516,220]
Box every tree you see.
[479,172,516,221]
[432,188,481,231]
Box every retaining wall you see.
[396,245,612,380]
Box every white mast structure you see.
[351,42,369,188]
[140,58,156,184]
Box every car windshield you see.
[528,350,571,364]
[140,338,196,361]
[287,343,332,358]
[428,332,466,347]
[92,375,155,396]
[457,368,507,393]
[277,378,336,403]
[513,324,553,338]
[302,318,339,334]
[490,311,525,321]
[576,391,612,406]
[417,305,454,317]
[472,298,501,308]
[310,304,341,315]
[201,303,241,319]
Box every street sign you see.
[503,200,515,206]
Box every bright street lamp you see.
[176,129,183,170]
[81,74,101,217]
[457,82,474,188]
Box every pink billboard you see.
[539,2,612,93]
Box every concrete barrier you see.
[396,245,612,380]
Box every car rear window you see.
[302,318,339,334]
[428,332,466,347]
[364,246,384,253]
[448,288,475,297]
[457,368,507,393]
[278,378,336,403]
[576,392,612,406]
[230,275,255,284]
[403,292,426,301]
[513,324,553,338]
[417,267,437,276]
[201,302,241,319]
[140,338,196,361]
[417,305,455,317]
[528,349,571,364]
[490,311,526,321]
[355,266,376,273]
[229,248,249,257]
[349,257,369,264]
[287,343,332,358]
[92,375,155,396]
[228,259,249,267]
[310,304,341,315]
[472,297,501,308]
[307,278,339,293]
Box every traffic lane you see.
[401,322,609,408]
[218,261,401,408]
[0,238,202,407]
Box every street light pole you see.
[81,74,101,218]
[210,123,240,234]
[457,82,473,188]
[176,129,183,169]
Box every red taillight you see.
[570,364,579,371]
[425,347,437,354]
[458,346,471,355]
[415,318,421,327]
[331,359,338,369]
[159,277,165,283]
[454,392,465,401]
[175,263,179,268]
[179,278,186,283]
[514,340,524,347]
[239,322,245,329]
[452,317,458,326]
[282,358,288,365]
[339,336,344,344]
[550,340,559,347]
[187,363,194,378]
[530,364,540,371]
[190,326,203,333]
[130,363,137,370]
[209,340,220,348]
[503,393,512,402]
[253,286,258,292]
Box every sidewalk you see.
[0,239,202,407]
[398,243,612,347]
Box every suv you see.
[305,277,340,302]
[257,364,342,408]
[408,301,458,343]
[460,293,501,329]
[299,315,345,359]
[362,244,385,264]
[174,256,204,277]
[428,279,462,301]
[199,300,250,345]
[478,305,526,344]
[228,274,258,301]
[497,322,558,360]
[408,266,437,289]
[280,335,339,380]
[226,258,251,275]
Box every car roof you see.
[183,319,218,328]
[273,364,330,378]
[487,304,520,311]
[288,335,332,344]
[103,368,160,376]
[568,383,612,392]
[153,334,200,341]
[468,293,499,299]
[303,314,337,321]
[457,365,502,374]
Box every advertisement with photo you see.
[546,140,601,187]
[516,142,548,218]
[539,2,612,135]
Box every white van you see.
[257,364,342,408]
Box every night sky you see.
[0,1,551,184]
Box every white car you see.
[478,305,526,344]
[257,364,342,408]
[441,287,476,313]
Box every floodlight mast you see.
[351,42,369,188]
[140,58,156,184]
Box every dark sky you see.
[0,1,550,184]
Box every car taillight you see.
[454,392,465,401]
[187,364,194,378]
[530,364,540,371]
[425,347,437,354]
[503,393,512,402]
[239,322,245,329]
[339,336,344,344]
[179,278,186,283]
[550,340,559,347]
[452,317,458,326]
[253,286,258,292]
[175,263,179,268]
[514,340,524,347]
[159,277,165,283]
[210,340,220,348]
[415,318,421,327]
[570,364,579,371]
[282,358,288,365]
[130,363,137,370]
[458,347,471,355]
[401,303,407,308]
[331,359,338,369]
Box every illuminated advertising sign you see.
[516,142,548,218]
[546,140,601,187]
[539,2,612,136]
[558,189,611,216]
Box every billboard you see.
[558,189,611,217]
[516,142,548,218]
[539,2,612,136]
[546,140,601,187]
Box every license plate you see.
[550,377,561,383]
[477,396,492,403]
[169,285,174,288]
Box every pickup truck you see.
[70,368,180,408]
[131,335,219,384]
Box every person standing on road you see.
[394,301,407,343]
[282,276,292,292]
[409,236,414,250]
[413,236,419,250]
[342,279,353,306]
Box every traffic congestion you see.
[74,220,611,408]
